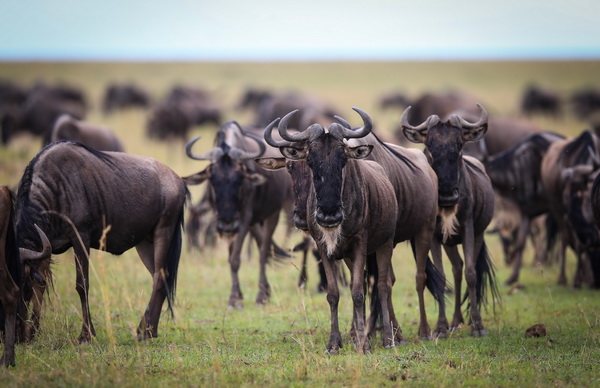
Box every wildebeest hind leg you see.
[137,232,171,340]
[251,212,279,305]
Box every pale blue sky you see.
[1,0,598,61]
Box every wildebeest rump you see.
[46,114,125,152]
[183,121,293,308]
[401,104,500,337]
[15,141,187,342]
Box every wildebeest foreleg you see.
[443,245,465,330]
[349,246,370,354]
[322,254,342,354]
[0,272,19,367]
[73,246,95,343]
[431,240,449,338]
[227,227,250,309]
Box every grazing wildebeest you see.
[520,84,562,118]
[400,103,500,337]
[571,87,600,120]
[0,186,26,367]
[15,140,187,342]
[183,121,293,308]
[257,108,444,352]
[541,129,600,287]
[2,83,87,145]
[483,131,565,285]
[147,85,221,140]
[561,165,600,288]
[379,90,411,110]
[102,82,152,114]
[46,114,125,152]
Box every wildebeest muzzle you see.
[438,188,460,208]
[316,206,344,228]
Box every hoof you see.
[471,328,487,337]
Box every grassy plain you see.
[0,60,599,387]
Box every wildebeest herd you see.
[1,78,600,367]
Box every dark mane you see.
[16,140,120,248]
[371,131,418,172]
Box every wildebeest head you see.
[259,108,373,230]
[183,121,267,237]
[401,103,488,208]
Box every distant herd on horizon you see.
[1,78,600,366]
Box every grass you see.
[0,60,599,387]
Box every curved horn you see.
[20,224,51,261]
[185,136,223,161]
[277,110,324,142]
[229,132,267,160]
[263,118,293,148]
[449,103,488,129]
[332,107,372,139]
[400,106,440,131]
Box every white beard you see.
[438,205,459,243]
[318,226,342,257]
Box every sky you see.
[0,0,599,61]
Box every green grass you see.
[0,61,599,387]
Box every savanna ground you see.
[0,61,599,387]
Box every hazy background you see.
[1,0,599,61]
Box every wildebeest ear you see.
[182,167,210,185]
[462,123,488,143]
[402,127,427,144]
[280,146,307,160]
[246,171,268,186]
[347,145,373,159]
[254,157,286,170]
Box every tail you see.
[271,240,292,260]
[410,238,448,303]
[165,209,184,319]
[462,241,501,313]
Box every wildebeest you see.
[45,114,125,152]
[237,87,339,130]
[102,82,152,114]
[1,82,87,145]
[147,85,221,140]
[541,130,600,287]
[561,164,600,288]
[183,121,293,308]
[571,87,600,120]
[0,186,25,367]
[400,103,500,337]
[520,84,562,118]
[15,140,187,342]
[483,131,565,285]
[257,108,444,352]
